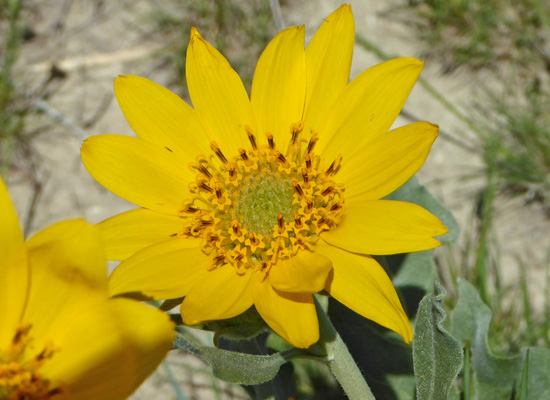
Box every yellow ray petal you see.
[321,199,448,255]
[99,208,186,261]
[316,242,412,343]
[180,266,255,324]
[186,28,255,156]
[269,250,332,293]
[23,219,107,341]
[253,280,318,348]
[316,57,424,164]
[26,219,107,289]
[81,134,191,215]
[303,4,354,136]
[108,238,206,300]
[251,26,305,148]
[340,122,438,201]
[114,75,210,160]
[41,298,173,400]
[0,175,28,348]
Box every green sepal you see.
[170,306,269,344]
[203,306,269,345]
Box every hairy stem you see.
[313,297,376,400]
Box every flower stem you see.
[313,297,376,400]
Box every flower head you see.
[0,176,174,399]
[81,5,447,348]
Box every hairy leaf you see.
[450,279,550,400]
[413,282,463,399]
[173,331,287,385]
[392,250,440,293]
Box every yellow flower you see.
[81,5,447,349]
[0,176,174,400]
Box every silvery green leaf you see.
[413,282,463,400]
[450,279,550,399]
[392,250,440,293]
[173,331,287,385]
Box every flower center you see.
[236,170,295,235]
[0,323,63,400]
[177,123,345,279]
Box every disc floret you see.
[180,124,345,279]
[0,323,63,399]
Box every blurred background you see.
[1,0,549,398]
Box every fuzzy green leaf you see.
[392,250,440,293]
[386,176,459,244]
[450,279,550,399]
[173,331,287,385]
[413,282,464,399]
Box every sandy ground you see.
[5,0,550,398]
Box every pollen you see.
[178,123,345,279]
[0,323,63,400]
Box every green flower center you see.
[236,172,295,235]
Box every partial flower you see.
[0,175,174,400]
[81,5,447,349]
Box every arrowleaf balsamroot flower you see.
[0,176,174,400]
[81,5,447,349]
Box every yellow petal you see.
[99,208,186,261]
[322,199,448,255]
[41,298,173,400]
[26,219,107,288]
[251,26,305,148]
[253,280,318,348]
[340,122,438,201]
[108,238,206,300]
[0,175,27,348]
[303,4,354,135]
[316,242,412,343]
[81,134,191,215]
[23,219,107,342]
[180,266,255,324]
[269,250,332,293]
[114,75,210,160]
[186,28,255,156]
[316,57,424,165]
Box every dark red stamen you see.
[267,133,275,149]
[210,141,228,164]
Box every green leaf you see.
[386,176,459,244]
[518,349,530,400]
[450,279,550,399]
[463,340,471,400]
[450,279,520,399]
[413,282,464,400]
[386,375,416,400]
[392,250,440,293]
[173,331,288,385]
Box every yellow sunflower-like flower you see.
[81,5,447,349]
[0,176,174,400]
